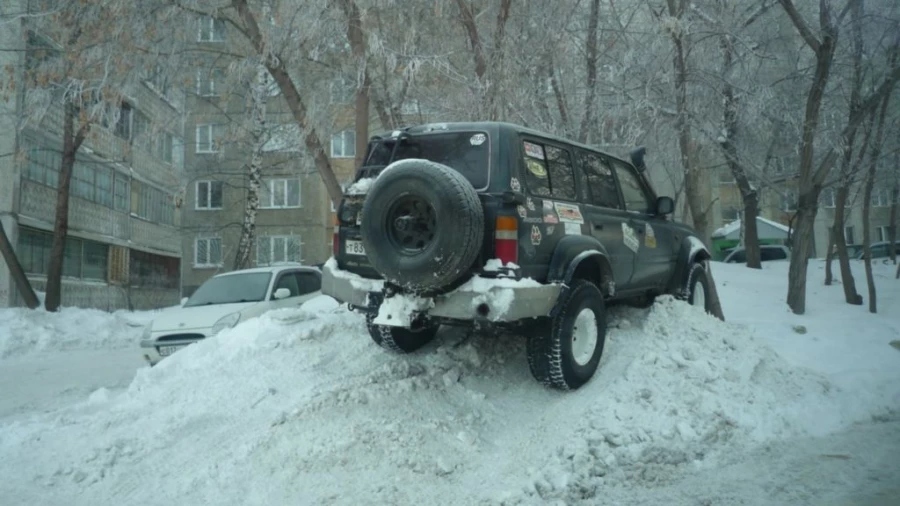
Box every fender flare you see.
[547,236,615,316]
[666,235,712,295]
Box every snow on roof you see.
[712,217,790,238]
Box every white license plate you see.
[345,239,366,256]
[158,345,186,357]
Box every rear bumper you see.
[321,260,561,325]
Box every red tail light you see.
[495,216,518,265]
[332,228,340,257]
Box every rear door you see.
[609,159,674,289]
[576,150,635,290]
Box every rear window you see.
[364,131,489,189]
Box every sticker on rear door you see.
[510,177,521,192]
[622,223,639,253]
[554,202,584,224]
[564,222,581,235]
[531,225,542,246]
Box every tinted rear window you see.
[365,132,489,189]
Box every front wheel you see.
[684,262,713,314]
[365,313,439,353]
[527,280,607,391]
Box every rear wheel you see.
[365,313,439,353]
[685,263,712,313]
[527,280,607,391]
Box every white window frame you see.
[195,180,223,210]
[198,16,226,42]
[876,225,890,242]
[196,68,223,97]
[256,235,302,266]
[844,226,855,245]
[194,236,223,268]
[196,124,224,153]
[260,178,301,209]
[331,129,356,158]
[872,188,890,208]
[780,190,797,213]
[823,188,836,208]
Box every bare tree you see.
[861,87,893,313]
[233,70,269,270]
[0,221,39,308]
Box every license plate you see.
[345,239,366,256]
[158,345,185,357]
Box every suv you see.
[322,122,712,390]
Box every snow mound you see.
[0,297,872,505]
[0,307,147,359]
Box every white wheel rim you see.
[692,280,706,309]
[572,308,599,366]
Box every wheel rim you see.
[385,195,437,255]
[692,280,706,309]
[571,308,599,366]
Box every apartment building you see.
[0,11,184,309]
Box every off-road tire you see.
[684,262,712,313]
[360,159,484,293]
[527,280,607,391]
[365,312,440,353]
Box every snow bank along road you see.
[1,261,898,505]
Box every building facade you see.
[0,9,184,310]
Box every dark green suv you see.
[322,122,712,390]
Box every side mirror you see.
[273,288,291,300]
[180,297,188,307]
[655,196,675,216]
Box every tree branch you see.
[778,0,821,52]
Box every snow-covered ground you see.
[1,261,898,505]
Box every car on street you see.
[140,264,322,365]
[722,245,791,263]
[323,121,713,391]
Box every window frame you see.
[195,180,224,210]
[576,149,623,210]
[608,157,656,215]
[518,136,581,203]
[195,124,224,154]
[197,16,227,42]
[260,178,301,209]
[256,235,302,266]
[330,129,356,158]
[194,236,223,268]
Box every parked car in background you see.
[855,241,900,261]
[722,245,791,264]
[139,264,322,365]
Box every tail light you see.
[495,216,518,265]
[332,229,340,257]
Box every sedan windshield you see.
[364,131,489,188]
[184,272,272,307]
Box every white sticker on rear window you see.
[523,141,545,160]
[470,133,486,146]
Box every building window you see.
[195,237,223,267]
[260,178,301,208]
[130,249,179,288]
[330,76,354,104]
[132,181,176,225]
[822,188,836,208]
[114,174,130,212]
[196,180,224,210]
[256,236,301,266]
[196,124,225,153]
[780,191,797,213]
[871,188,891,208]
[24,145,60,188]
[16,227,108,281]
[196,68,225,97]
[331,130,356,158]
[198,16,227,42]
[877,225,893,242]
[262,124,301,152]
[844,226,855,245]
[113,102,133,140]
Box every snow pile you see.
[0,307,148,359]
[345,177,375,195]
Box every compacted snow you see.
[1,261,898,505]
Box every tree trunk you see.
[832,184,862,304]
[577,0,601,144]
[785,191,820,314]
[824,226,834,285]
[45,104,89,312]
[454,0,512,120]
[860,89,892,313]
[233,0,343,207]
[233,72,268,271]
[337,0,370,170]
[889,161,898,264]
[0,220,40,309]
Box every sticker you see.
[543,212,559,224]
[526,197,536,211]
[530,225,542,246]
[523,217,543,224]
[554,202,584,224]
[526,159,548,178]
[524,141,545,160]
[622,223,639,253]
[510,177,521,192]
[645,223,657,248]
[546,225,555,235]
[542,200,558,223]
[517,205,528,219]
[470,133,486,146]
[564,222,581,235]
[542,200,553,211]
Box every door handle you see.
[593,224,604,230]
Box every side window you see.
[296,272,321,295]
[521,140,577,201]
[760,248,787,261]
[579,151,621,209]
[611,160,653,213]
[274,272,300,298]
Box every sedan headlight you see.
[211,313,241,335]
[142,324,153,340]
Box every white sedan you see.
[139,264,322,365]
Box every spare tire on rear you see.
[360,159,484,293]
